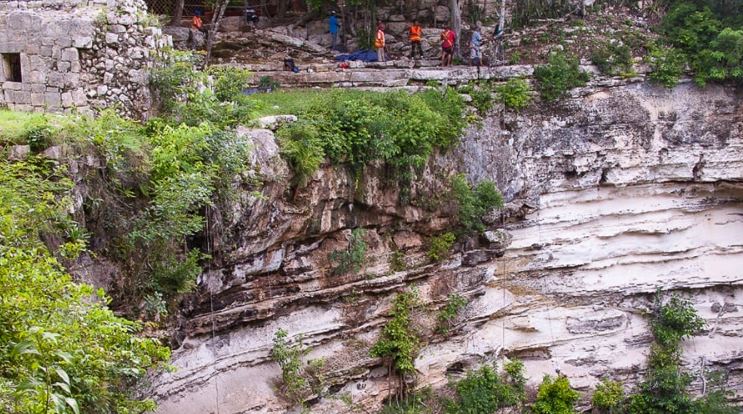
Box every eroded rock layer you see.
[152,80,743,413]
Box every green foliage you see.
[390,250,407,272]
[650,294,705,348]
[209,66,251,101]
[646,45,685,88]
[533,52,590,102]
[329,228,367,276]
[495,78,532,111]
[271,329,308,407]
[459,82,494,114]
[0,159,169,414]
[150,51,254,128]
[656,1,743,86]
[445,362,526,414]
[532,375,579,414]
[276,121,324,187]
[592,379,625,413]
[450,174,504,234]
[591,41,634,76]
[273,88,465,189]
[436,294,468,335]
[627,292,736,414]
[427,232,456,262]
[370,291,421,376]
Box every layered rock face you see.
[152,80,743,413]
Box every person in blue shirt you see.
[470,22,483,74]
[329,11,340,51]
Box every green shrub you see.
[591,41,634,76]
[209,66,251,101]
[427,232,456,262]
[656,1,743,86]
[646,45,686,88]
[0,160,169,414]
[445,362,526,414]
[627,292,736,414]
[436,294,468,335]
[460,82,494,114]
[277,121,324,186]
[329,228,368,276]
[271,329,309,407]
[370,291,421,377]
[495,78,532,110]
[390,250,407,272]
[534,51,590,102]
[592,379,625,413]
[273,88,465,195]
[450,174,504,234]
[532,375,579,414]
[23,120,54,153]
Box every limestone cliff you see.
[151,79,743,413]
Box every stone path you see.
[239,61,536,88]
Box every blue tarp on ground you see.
[334,49,378,62]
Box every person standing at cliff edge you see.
[409,20,423,60]
[375,22,386,62]
[441,26,455,67]
[470,22,483,75]
[328,11,341,51]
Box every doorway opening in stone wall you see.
[2,53,22,83]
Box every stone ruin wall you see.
[0,0,170,118]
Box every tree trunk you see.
[277,0,289,18]
[450,0,462,59]
[499,0,506,31]
[340,1,350,48]
[205,0,229,66]
[170,0,185,26]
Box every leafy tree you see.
[532,375,579,414]
[371,291,421,393]
[628,292,736,414]
[0,160,169,414]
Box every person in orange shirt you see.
[375,22,386,62]
[191,7,204,31]
[409,20,422,60]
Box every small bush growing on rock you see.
[459,82,494,114]
[427,232,456,262]
[436,293,468,335]
[329,228,367,276]
[496,78,532,111]
[532,375,579,414]
[591,41,634,76]
[451,174,504,234]
[444,361,526,413]
[390,250,407,272]
[370,290,421,380]
[209,66,251,101]
[592,379,625,413]
[271,329,326,407]
[276,121,324,187]
[534,51,590,102]
[646,45,685,88]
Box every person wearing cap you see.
[329,11,341,50]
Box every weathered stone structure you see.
[0,0,170,118]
